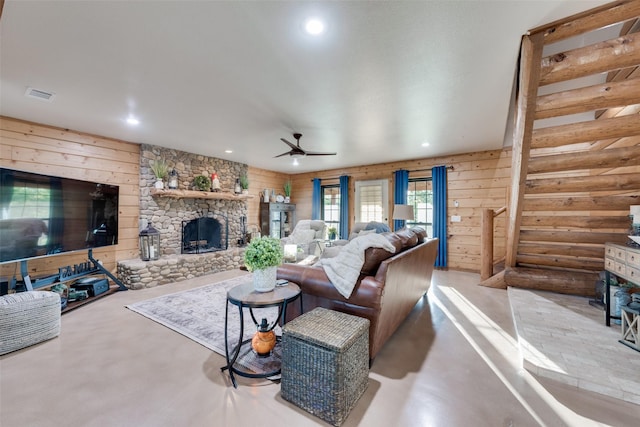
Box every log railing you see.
[480,206,506,281]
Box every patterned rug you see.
[126,274,280,374]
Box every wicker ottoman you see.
[0,291,61,355]
[281,307,369,426]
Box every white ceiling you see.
[0,0,611,173]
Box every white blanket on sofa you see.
[315,233,396,299]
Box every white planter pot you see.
[253,266,277,292]
[154,179,164,189]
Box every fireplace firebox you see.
[181,216,228,254]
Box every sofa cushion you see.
[291,229,317,245]
[360,246,396,276]
[410,227,427,243]
[309,220,327,238]
[394,228,418,249]
[320,245,342,259]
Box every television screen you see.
[0,168,119,264]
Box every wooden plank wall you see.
[0,116,140,279]
[288,149,512,272]
[0,117,509,276]
[505,1,640,295]
[246,167,290,231]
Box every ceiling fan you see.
[274,133,337,158]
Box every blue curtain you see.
[311,178,321,220]
[393,169,409,231]
[339,175,349,239]
[432,166,447,267]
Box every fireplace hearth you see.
[182,216,228,254]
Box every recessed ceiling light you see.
[293,158,300,166]
[305,18,325,35]
[421,142,430,147]
[126,116,140,126]
[225,150,233,154]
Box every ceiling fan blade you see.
[304,151,337,156]
[280,138,299,151]
[274,151,292,158]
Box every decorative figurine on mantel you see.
[210,172,221,192]
[168,169,179,189]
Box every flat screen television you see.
[0,168,119,264]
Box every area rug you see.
[126,274,281,374]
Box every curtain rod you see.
[408,165,454,173]
[309,165,453,181]
[309,177,342,182]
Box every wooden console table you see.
[604,242,640,326]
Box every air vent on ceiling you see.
[25,87,56,102]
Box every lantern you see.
[139,222,161,261]
[168,169,179,189]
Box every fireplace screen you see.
[181,216,228,254]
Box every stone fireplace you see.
[116,144,251,289]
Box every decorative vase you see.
[154,179,164,189]
[253,266,277,292]
[284,196,290,203]
[242,189,249,195]
[251,318,277,356]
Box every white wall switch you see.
[451,215,462,222]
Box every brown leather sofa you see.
[277,227,438,360]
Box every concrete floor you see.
[1,269,639,427]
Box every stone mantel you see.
[150,188,254,200]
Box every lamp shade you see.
[392,204,414,221]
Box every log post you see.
[481,208,494,281]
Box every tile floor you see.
[1,269,639,426]
[509,287,640,405]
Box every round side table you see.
[221,278,301,388]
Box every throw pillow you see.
[364,221,391,233]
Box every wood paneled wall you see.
[0,118,513,276]
[287,149,512,272]
[0,116,140,279]
[246,166,289,230]
[504,1,640,295]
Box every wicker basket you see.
[281,307,369,426]
[0,291,61,355]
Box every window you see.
[407,178,433,237]
[321,184,340,236]
[355,179,389,223]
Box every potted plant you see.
[193,175,211,191]
[149,159,169,189]
[283,180,292,203]
[244,236,283,292]
[328,226,337,240]
[240,174,249,194]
